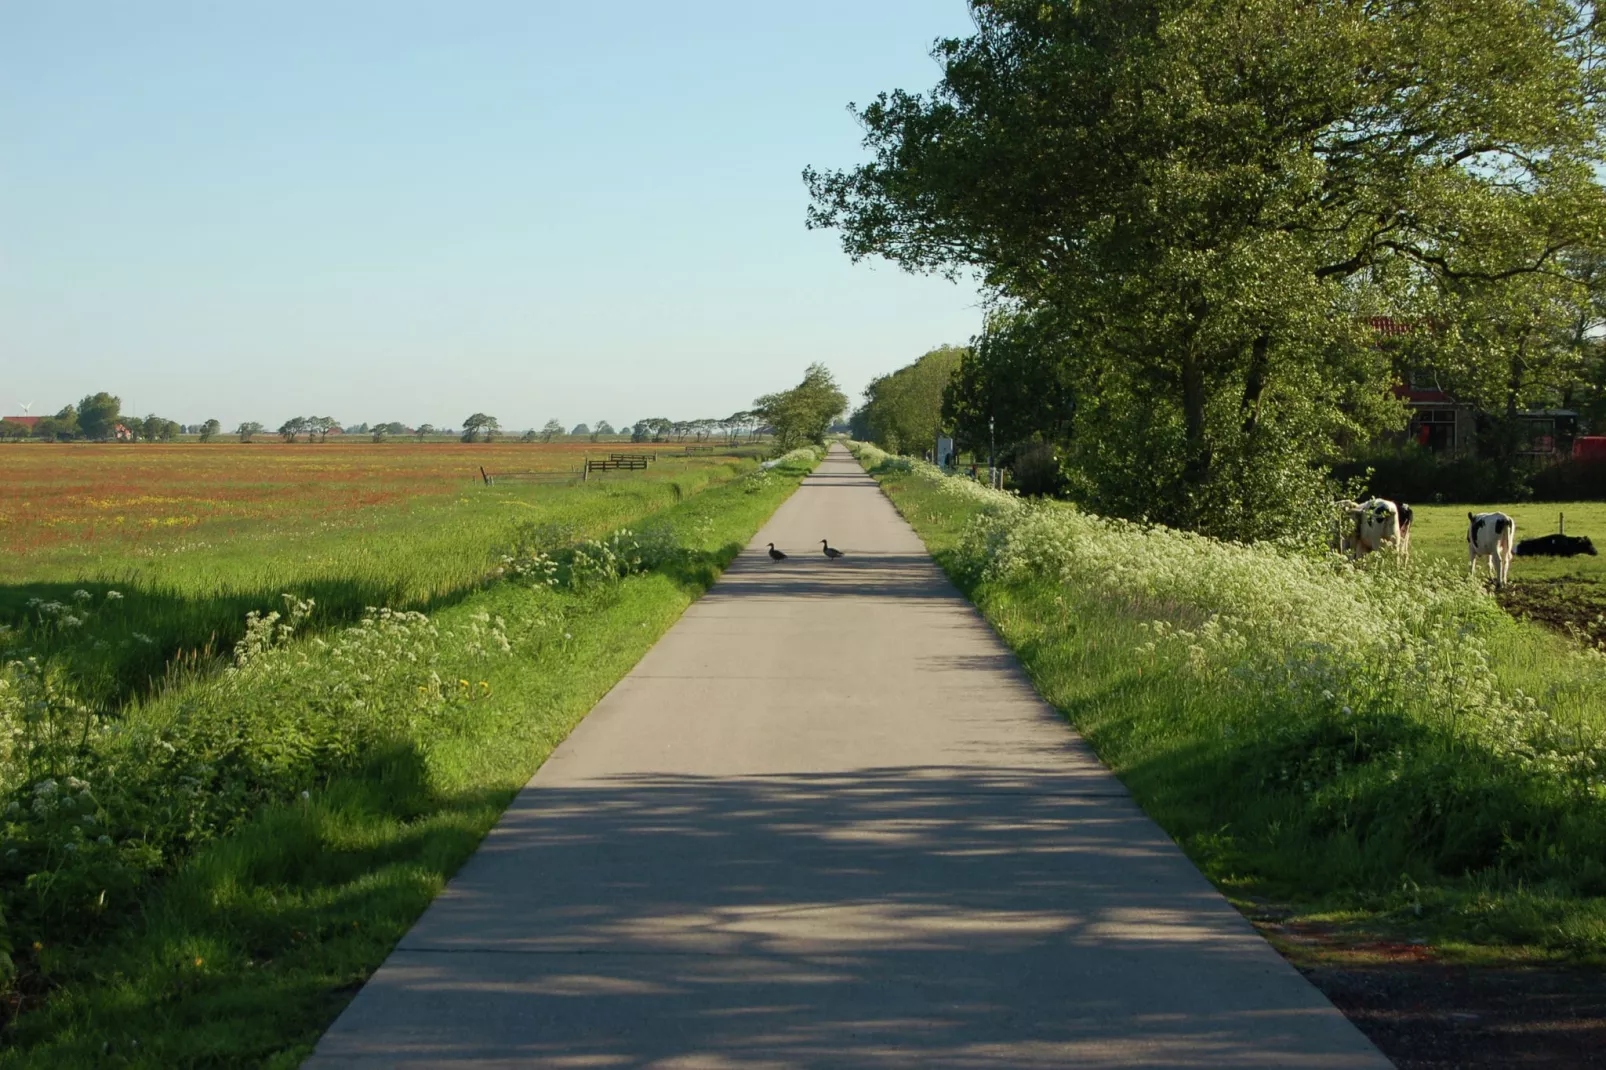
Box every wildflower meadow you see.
[0,443,755,711]
[852,442,1606,956]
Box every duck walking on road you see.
[767,543,787,562]
[821,540,845,560]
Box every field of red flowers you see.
[0,441,641,561]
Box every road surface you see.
[307,443,1388,1069]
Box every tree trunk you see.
[1181,349,1211,486]
[1240,334,1271,436]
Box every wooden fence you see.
[586,457,648,473]
[478,466,581,486]
[479,447,692,486]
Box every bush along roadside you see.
[0,446,822,1068]
[850,442,1606,959]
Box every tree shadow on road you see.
[312,766,1383,1069]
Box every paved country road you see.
[306,443,1389,1069]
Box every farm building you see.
[1369,318,1586,462]
[1395,387,1578,461]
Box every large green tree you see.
[807,0,1606,532]
[76,393,120,441]
[461,413,499,443]
[854,345,966,455]
[943,312,1077,462]
[140,415,179,442]
[755,364,848,451]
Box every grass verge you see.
[851,443,1606,963]
[0,448,821,1067]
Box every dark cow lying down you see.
[1514,533,1598,557]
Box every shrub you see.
[1330,445,1606,504]
[1010,441,1064,497]
[1528,459,1606,502]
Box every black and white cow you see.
[1468,512,1516,588]
[1342,498,1414,560]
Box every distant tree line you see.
[2,382,851,457]
[0,393,182,443]
[625,412,769,444]
[274,416,340,443]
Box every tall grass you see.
[853,442,1606,956]
[0,448,821,1066]
[1,460,751,708]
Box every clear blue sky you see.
[1,1,982,431]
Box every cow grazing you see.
[1349,498,1413,559]
[1514,533,1597,557]
[1468,512,1516,587]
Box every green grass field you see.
[1409,502,1606,648]
[0,445,819,1067]
[854,444,1606,968]
[1,443,762,709]
[1408,501,1605,581]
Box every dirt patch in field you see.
[1249,910,1606,1067]
[1499,578,1606,650]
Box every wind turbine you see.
[18,401,33,414]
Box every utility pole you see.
[989,415,996,489]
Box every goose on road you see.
[767,543,787,562]
[821,540,845,560]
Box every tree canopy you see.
[76,393,121,441]
[139,415,180,442]
[808,0,1606,533]
[462,413,500,443]
[371,421,408,442]
[755,363,848,451]
[944,311,1078,462]
[853,345,966,455]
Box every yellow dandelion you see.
[458,679,469,687]
[194,957,204,967]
